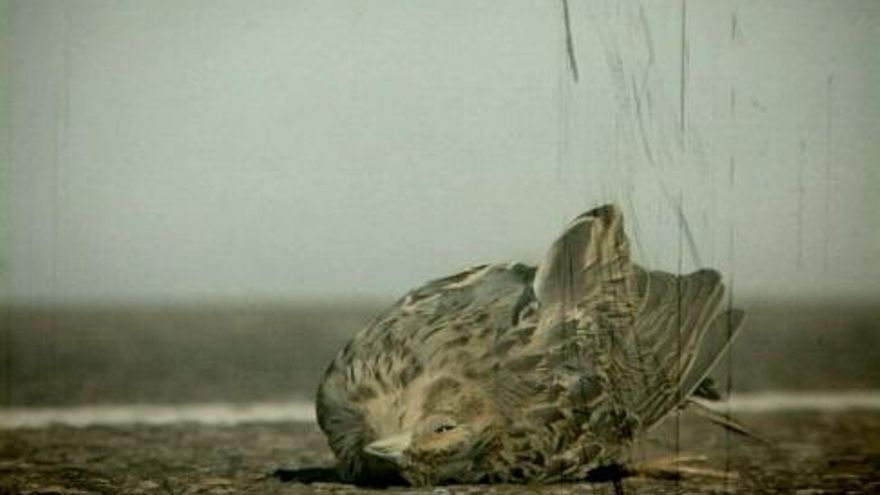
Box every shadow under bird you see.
[314,204,746,486]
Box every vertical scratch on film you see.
[561,0,579,83]
[680,0,689,138]
[823,75,833,280]
[797,141,806,269]
[725,4,739,484]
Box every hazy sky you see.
[2,0,878,304]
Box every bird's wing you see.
[626,266,743,428]
[533,204,636,313]
[530,204,743,431]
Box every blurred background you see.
[1,0,878,409]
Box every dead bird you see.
[315,204,749,486]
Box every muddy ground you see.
[2,411,879,494]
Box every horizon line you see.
[3,390,880,429]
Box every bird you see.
[315,204,746,486]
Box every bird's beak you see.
[364,432,412,463]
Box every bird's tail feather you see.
[686,398,772,445]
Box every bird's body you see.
[316,205,743,486]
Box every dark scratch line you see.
[797,140,806,269]
[823,74,833,279]
[624,194,648,264]
[725,152,737,488]
[675,201,703,269]
[636,2,657,89]
[725,8,738,485]
[674,192,684,483]
[562,0,579,83]
[631,79,657,169]
[729,87,736,120]
[555,19,570,183]
[680,0,689,137]
[730,7,739,42]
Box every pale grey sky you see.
[2,0,878,305]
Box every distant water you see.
[2,302,879,409]
[3,391,880,429]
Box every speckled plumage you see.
[316,204,743,486]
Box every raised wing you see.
[530,204,743,431]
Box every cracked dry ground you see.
[1,412,879,495]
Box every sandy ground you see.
[2,411,879,494]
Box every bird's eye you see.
[433,420,457,434]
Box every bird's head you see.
[363,376,496,485]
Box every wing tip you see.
[534,203,630,305]
[722,308,746,331]
[573,203,623,227]
[689,268,722,287]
